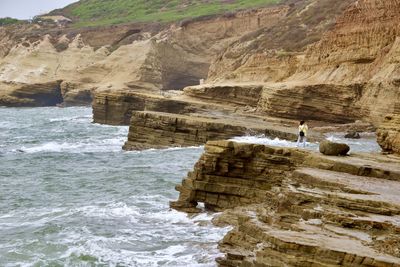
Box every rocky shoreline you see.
[171,139,400,266]
[1,0,400,265]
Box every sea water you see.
[0,107,227,267]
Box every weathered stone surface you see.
[170,141,305,212]
[313,120,376,134]
[319,140,350,156]
[344,131,361,139]
[377,115,400,155]
[257,83,364,123]
[92,90,196,125]
[122,112,298,150]
[183,84,263,107]
[60,81,92,106]
[207,0,354,83]
[171,140,400,266]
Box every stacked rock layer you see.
[171,140,400,266]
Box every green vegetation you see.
[62,0,280,27]
[0,17,21,26]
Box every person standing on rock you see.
[297,120,308,147]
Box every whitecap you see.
[74,202,140,222]
[231,135,302,148]
[147,209,193,224]
[18,137,127,154]
[49,115,92,123]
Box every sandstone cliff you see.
[171,140,400,266]
[201,0,400,125]
[0,5,287,107]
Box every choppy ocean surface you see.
[0,107,228,267]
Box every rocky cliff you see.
[203,0,400,125]
[0,5,287,107]
[171,140,400,266]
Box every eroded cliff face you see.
[171,140,400,266]
[207,0,356,83]
[203,0,400,125]
[0,5,288,107]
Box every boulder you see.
[377,115,400,155]
[344,131,361,139]
[319,140,350,156]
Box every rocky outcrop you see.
[123,111,299,150]
[184,84,263,107]
[171,140,400,266]
[92,90,199,125]
[180,81,366,124]
[377,115,400,155]
[344,131,361,139]
[0,80,63,107]
[258,83,364,123]
[319,140,350,156]
[170,141,305,212]
[60,81,92,106]
[93,83,266,126]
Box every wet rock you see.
[319,140,350,156]
[344,131,361,139]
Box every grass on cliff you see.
[0,17,21,26]
[59,0,281,27]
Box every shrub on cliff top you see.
[0,17,21,26]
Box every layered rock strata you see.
[184,84,263,107]
[122,111,299,151]
[0,5,288,107]
[258,83,365,123]
[377,115,400,155]
[171,140,400,266]
[92,90,200,125]
[204,0,400,125]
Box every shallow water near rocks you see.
[232,131,381,154]
[0,107,228,267]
